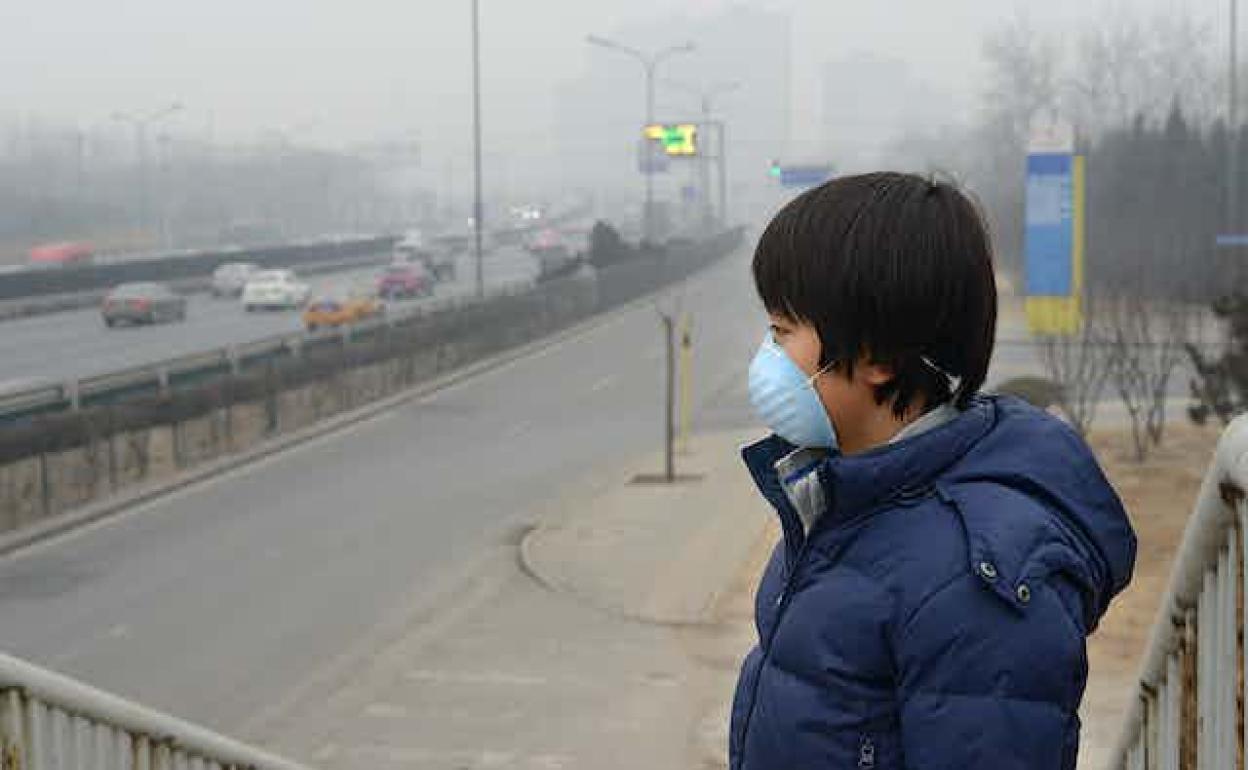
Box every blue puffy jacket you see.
[730,396,1136,770]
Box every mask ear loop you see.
[920,355,963,394]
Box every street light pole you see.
[1231,0,1241,233]
[472,0,485,299]
[586,35,695,244]
[113,102,183,245]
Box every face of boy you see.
[767,313,897,445]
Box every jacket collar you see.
[742,397,997,552]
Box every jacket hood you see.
[742,395,1136,630]
[940,396,1136,630]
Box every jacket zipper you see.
[735,535,815,768]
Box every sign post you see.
[1024,122,1085,336]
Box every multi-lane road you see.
[0,245,765,736]
[0,249,541,391]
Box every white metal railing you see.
[1110,413,1248,769]
[0,651,314,770]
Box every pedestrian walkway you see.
[251,430,771,770]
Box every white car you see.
[241,269,310,311]
[211,262,259,297]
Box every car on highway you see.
[211,262,260,297]
[28,241,94,268]
[102,282,187,327]
[241,269,310,311]
[377,262,433,299]
[302,291,385,331]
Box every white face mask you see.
[747,333,837,448]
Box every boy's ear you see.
[859,358,896,387]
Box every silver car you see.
[211,262,259,297]
[102,282,187,327]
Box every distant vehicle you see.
[102,282,187,327]
[393,233,455,282]
[211,262,260,297]
[302,292,384,331]
[241,270,309,311]
[377,263,433,299]
[28,242,94,268]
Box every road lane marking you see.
[589,375,616,393]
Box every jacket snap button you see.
[978,561,998,580]
[1016,583,1032,604]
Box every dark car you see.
[102,282,187,327]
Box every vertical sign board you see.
[1024,142,1085,335]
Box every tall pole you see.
[1231,0,1241,233]
[663,313,675,482]
[700,96,713,231]
[586,37,694,246]
[472,0,485,299]
[645,61,656,244]
[717,121,728,228]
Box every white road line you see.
[590,375,616,393]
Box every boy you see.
[732,172,1136,769]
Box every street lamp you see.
[1230,0,1241,233]
[664,79,740,230]
[472,0,485,299]
[585,34,695,244]
[113,102,184,245]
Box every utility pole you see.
[663,80,739,231]
[1231,0,1241,232]
[113,102,183,245]
[586,35,695,244]
[472,0,485,299]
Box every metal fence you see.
[0,237,397,302]
[1110,414,1248,769]
[0,650,313,770]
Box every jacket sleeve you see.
[895,573,1086,770]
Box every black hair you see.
[753,171,997,417]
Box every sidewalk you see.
[253,429,772,770]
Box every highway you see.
[0,249,540,391]
[0,246,764,736]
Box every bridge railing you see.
[0,650,314,770]
[1109,414,1248,769]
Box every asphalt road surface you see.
[0,246,764,735]
[0,250,540,392]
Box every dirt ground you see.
[689,420,1222,768]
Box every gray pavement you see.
[258,429,770,770]
[0,245,764,736]
[0,248,540,388]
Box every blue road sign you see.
[1024,153,1074,297]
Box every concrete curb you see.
[517,430,770,629]
[0,261,714,560]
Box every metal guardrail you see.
[1110,413,1248,769]
[0,650,314,770]
[0,227,742,423]
[0,285,499,420]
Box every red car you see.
[377,263,433,299]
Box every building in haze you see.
[820,53,955,172]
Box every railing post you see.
[0,689,24,770]
[64,379,81,412]
[1183,607,1199,770]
